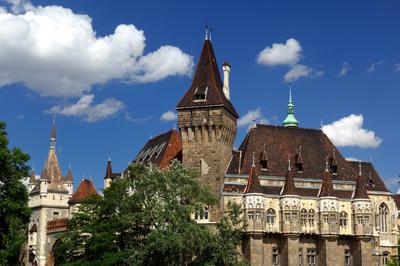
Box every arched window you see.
[339,211,348,227]
[248,211,254,220]
[255,210,262,220]
[284,206,291,222]
[266,208,276,224]
[256,203,262,209]
[204,207,209,220]
[301,209,307,226]
[308,209,315,226]
[379,203,389,232]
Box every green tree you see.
[0,122,31,265]
[55,161,245,266]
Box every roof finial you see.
[108,149,111,161]
[205,25,209,40]
[288,154,291,171]
[252,152,255,167]
[282,83,299,128]
[209,27,213,42]
[50,115,56,149]
[325,157,329,172]
[358,162,362,176]
[320,118,324,128]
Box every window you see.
[248,211,254,220]
[330,213,337,224]
[363,215,369,225]
[301,209,307,226]
[299,248,303,265]
[357,215,363,225]
[285,212,291,222]
[308,209,315,226]
[255,210,262,220]
[323,214,329,223]
[291,211,298,222]
[379,203,389,232]
[331,165,337,175]
[382,253,389,266]
[194,87,207,101]
[295,162,303,173]
[344,249,351,266]
[307,249,316,266]
[272,248,279,265]
[266,208,275,224]
[260,159,268,169]
[195,207,209,221]
[204,207,209,220]
[339,212,348,227]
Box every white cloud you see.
[0,2,194,97]
[322,114,382,148]
[257,38,322,82]
[393,63,400,72]
[338,62,351,77]
[367,60,384,73]
[284,64,323,82]
[49,94,124,122]
[257,38,302,66]
[238,107,270,129]
[160,110,177,122]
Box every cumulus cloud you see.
[393,63,400,72]
[238,107,269,129]
[338,62,351,77]
[49,94,124,122]
[257,38,302,66]
[160,110,177,122]
[367,60,384,73]
[322,114,382,148]
[257,38,322,82]
[0,2,194,97]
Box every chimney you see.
[222,62,231,100]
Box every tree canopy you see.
[0,121,31,265]
[55,161,245,266]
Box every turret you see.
[282,87,299,128]
[243,153,265,233]
[280,157,300,233]
[222,62,231,100]
[352,162,372,236]
[63,165,74,195]
[318,158,339,235]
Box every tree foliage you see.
[0,121,31,265]
[55,161,245,265]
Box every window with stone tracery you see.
[308,209,315,226]
[379,203,389,232]
[266,208,275,224]
[248,211,254,220]
[301,209,307,226]
[339,211,347,227]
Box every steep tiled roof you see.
[62,167,73,182]
[353,162,370,199]
[319,168,335,197]
[176,39,238,117]
[347,161,389,192]
[132,129,182,168]
[104,159,121,180]
[392,194,400,209]
[68,179,98,204]
[227,125,356,181]
[281,162,298,196]
[244,162,262,193]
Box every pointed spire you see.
[281,155,298,195]
[244,152,262,194]
[353,162,369,199]
[319,157,335,197]
[66,164,73,181]
[282,84,299,128]
[50,115,56,149]
[40,118,62,181]
[105,158,113,179]
[29,167,36,183]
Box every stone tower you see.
[176,37,238,222]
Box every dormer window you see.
[295,161,303,173]
[260,159,268,170]
[331,164,337,175]
[260,146,268,170]
[295,146,304,173]
[194,87,208,102]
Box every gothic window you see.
[291,210,298,222]
[330,213,337,224]
[248,211,254,220]
[285,212,291,222]
[382,252,389,266]
[339,211,348,227]
[357,215,363,225]
[308,209,315,226]
[266,208,276,224]
[344,249,351,266]
[299,248,303,265]
[322,214,329,223]
[363,214,370,225]
[195,207,209,221]
[256,203,262,208]
[248,203,253,209]
[379,203,389,232]
[301,209,308,226]
[204,207,209,220]
[272,247,279,265]
[255,210,262,220]
[307,248,317,266]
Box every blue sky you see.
[1,0,399,192]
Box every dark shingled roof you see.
[176,39,238,117]
[281,163,298,196]
[392,194,400,209]
[227,125,357,181]
[68,179,98,204]
[319,169,335,197]
[104,159,121,180]
[353,163,370,199]
[347,161,389,192]
[244,163,262,193]
[132,129,182,168]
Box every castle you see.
[25,36,399,266]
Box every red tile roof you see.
[176,39,238,117]
[47,218,67,233]
[133,129,182,169]
[68,179,98,204]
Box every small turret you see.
[222,62,231,100]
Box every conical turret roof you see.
[244,154,262,194]
[319,158,335,197]
[281,158,298,196]
[353,162,369,199]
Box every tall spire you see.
[282,84,299,128]
[319,157,335,197]
[353,162,369,199]
[244,152,262,194]
[50,114,56,149]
